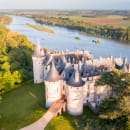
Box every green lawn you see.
[0,82,46,130]
[0,82,97,130]
[45,108,97,130]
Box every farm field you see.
[50,15,127,20]
[49,14,130,27]
[82,19,130,25]
[109,23,130,27]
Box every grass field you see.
[45,108,97,130]
[0,82,98,130]
[109,23,130,27]
[26,23,56,34]
[51,15,127,20]
[51,15,130,27]
[0,82,46,130]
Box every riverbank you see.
[26,14,130,44]
[26,23,56,34]
[7,15,130,60]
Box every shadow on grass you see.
[0,82,48,130]
[45,106,98,130]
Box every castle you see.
[32,43,130,116]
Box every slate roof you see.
[67,69,85,87]
[46,60,61,82]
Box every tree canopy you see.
[0,15,34,101]
[97,69,130,129]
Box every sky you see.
[0,0,130,10]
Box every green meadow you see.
[0,82,97,130]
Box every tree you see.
[13,71,22,84]
[1,62,10,71]
[97,69,130,129]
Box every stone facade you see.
[32,44,130,115]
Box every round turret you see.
[45,60,63,107]
[66,70,85,115]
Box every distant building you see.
[32,44,130,115]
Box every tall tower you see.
[44,60,63,107]
[66,69,85,116]
[32,42,44,84]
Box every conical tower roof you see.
[82,61,87,76]
[67,69,85,87]
[122,64,128,72]
[62,56,67,63]
[33,40,41,56]
[123,57,128,64]
[46,60,61,82]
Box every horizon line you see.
[0,9,130,11]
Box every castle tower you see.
[122,57,128,72]
[66,69,85,115]
[123,57,128,64]
[32,43,44,84]
[45,60,63,107]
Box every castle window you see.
[98,95,100,99]
[40,75,43,78]
[87,93,89,97]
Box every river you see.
[7,15,130,60]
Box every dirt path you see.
[20,99,66,130]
